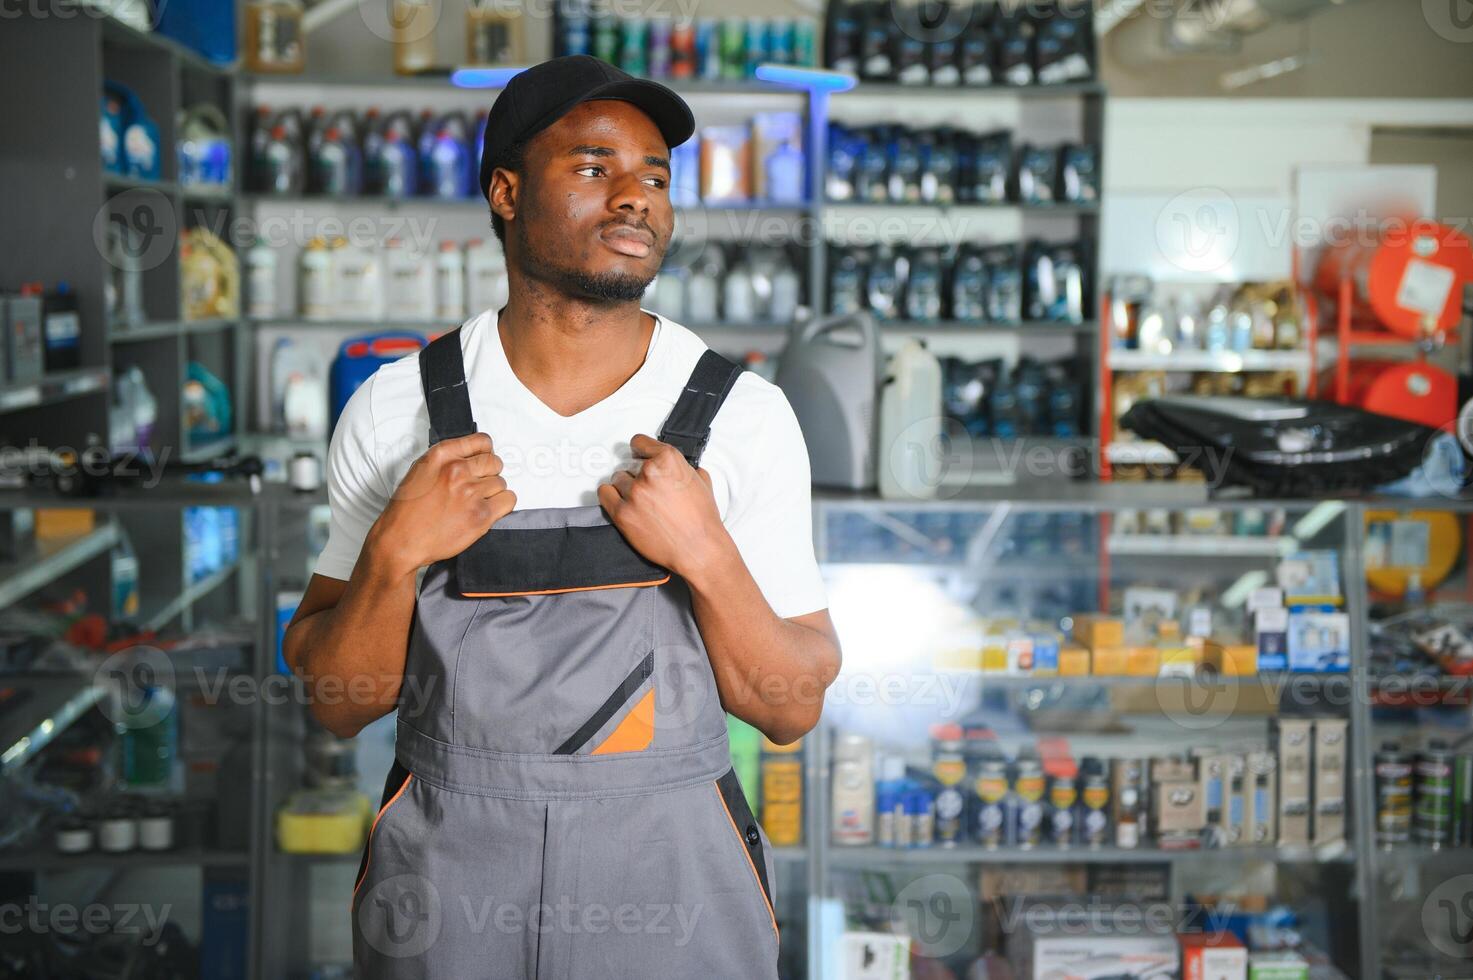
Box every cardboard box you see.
[1203,641,1257,676]
[1126,646,1161,676]
[35,508,96,541]
[3,293,43,384]
[1288,611,1350,673]
[1221,754,1246,846]
[1246,750,1277,846]
[1196,753,1226,847]
[1159,646,1198,677]
[1273,719,1313,845]
[839,932,910,980]
[1255,607,1289,672]
[982,637,1008,673]
[1026,934,1178,980]
[1073,614,1125,649]
[1180,932,1247,980]
[1091,646,1128,676]
[1031,632,1061,675]
[1059,647,1090,676]
[1152,758,1204,842]
[1248,950,1308,980]
[1312,718,1348,844]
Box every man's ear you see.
[488,166,519,227]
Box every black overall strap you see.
[419,328,477,445]
[659,349,743,468]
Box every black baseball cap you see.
[479,55,696,202]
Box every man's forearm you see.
[284,530,420,738]
[684,534,839,744]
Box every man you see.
[283,56,841,977]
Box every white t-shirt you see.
[314,309,829,620]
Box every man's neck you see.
[497,277,656,419]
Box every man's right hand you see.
[367,432,516,576]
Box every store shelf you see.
[244,71,803,98]
[180,183,235,203]
[835,80,1105,100]
[1108,348,1314,372]
[96,9,235,75]
[881,320,1097,335]
[824,200,1099,215]
[140,560,240,632]
[1106,533,1296,558]
[0,523,120,609]
[827,843,1352,866]
[0,676,107,776]
[103,173,177,195]
[248,316,451,331]
[0,366,111,413]
[180,434,239,464]
[110,317,238,342]
[239,193,806,215]
[0,846,251,872]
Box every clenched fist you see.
[598,433,725,577]
[371,432,516,575]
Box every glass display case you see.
[806,495,1364,980]
[0,487,261,978]
[1358,500,1473,979]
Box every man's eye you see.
[644,176,667,188]
[576,165,604,177]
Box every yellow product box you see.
[1126,647,1161,676]
[761,742,803,847]
[981,636,1009,673]
[1158,646,1199,677]
[934,646,984,671]
[1059,647,1090,676]
[1091,646,1128,676]
[1157,620,1182,642]
[1204,641,1258,676]
[1073,614,1124,650]
[35,508,96,541]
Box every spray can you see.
[1081,770,1111,848]
[1048,773,1078,848]
[973,759,1009,849]
[696,19,721,80]
[1013,759,1046,849]
[1456,754,1473,848]
[1374,743,1413,847]
[933,740,967,847]
[1415,741,1455,849]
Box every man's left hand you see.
[598,433,727,577]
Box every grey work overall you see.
[351,328,781,979]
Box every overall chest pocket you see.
[445,509,666,754]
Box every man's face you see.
[495,99,675,303]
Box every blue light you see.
[754,64,857,93]
[450,66,528,89]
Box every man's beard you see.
[513,212,659,304]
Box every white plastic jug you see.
[435,241,466,321]
[464,238,509,316]
[334,239,384,320]
[877,339,943,500]
[299,237,335,320]
[383,238,435,320]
